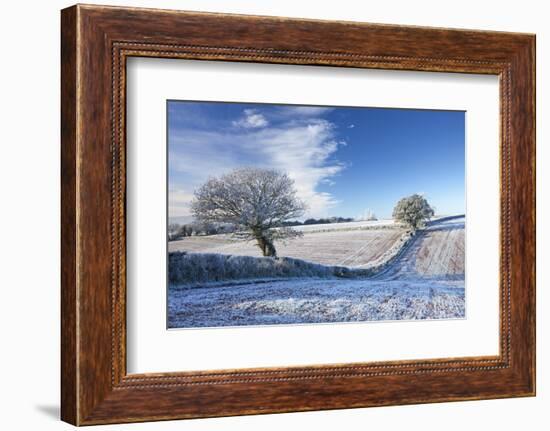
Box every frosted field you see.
[293,219,395,233]
[169,222,404,267]
[168,217,466,328]
[168,279,464,327]
[373,218,465,280]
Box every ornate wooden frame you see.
[61,4,535,425]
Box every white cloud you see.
[248,120,345,216]
[168,188,195,217]
[170,113,346,219]
[348,124,355,128]
[232,109,268,128]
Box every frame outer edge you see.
[61,5,79,426]
[61,4,536,425]
[523,34,536,395]
[506,35,536,396]
[531,34,536,396]
[526,35,536,396]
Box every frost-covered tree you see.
[191,167,306,257]
[392,194,434,231]
[168,223,181,239]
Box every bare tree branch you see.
[191,168,307,257]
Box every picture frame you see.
[61,4,535,425]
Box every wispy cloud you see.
[232,108,268,128]
[169,105,346,219]
[168,188,195,217]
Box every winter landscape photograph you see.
[167,101,465,329]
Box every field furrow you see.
[170,226,405,268]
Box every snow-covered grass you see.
[169,252,338,285]
[168,278,464,328]
[169,251,406,287]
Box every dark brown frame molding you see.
[61,4,536,425]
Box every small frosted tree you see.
[392,194,434,231]
[191,167,306,257]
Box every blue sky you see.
[168,101,465,221]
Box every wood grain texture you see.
[60,4,535,425]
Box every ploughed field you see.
[169,220,403,268]
[374,218,465,280]
[168,217,466,328]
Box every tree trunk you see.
[255,235,277,257]
[265,239,277,257]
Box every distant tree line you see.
[281,216,356,227]
[168,216,359,241]
[168,222,238,241]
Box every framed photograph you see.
[61,4,535,425]
[164,100,466,330]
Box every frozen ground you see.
[168,279,464,328]
[168,216,465,328]
[169,224,404,267]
